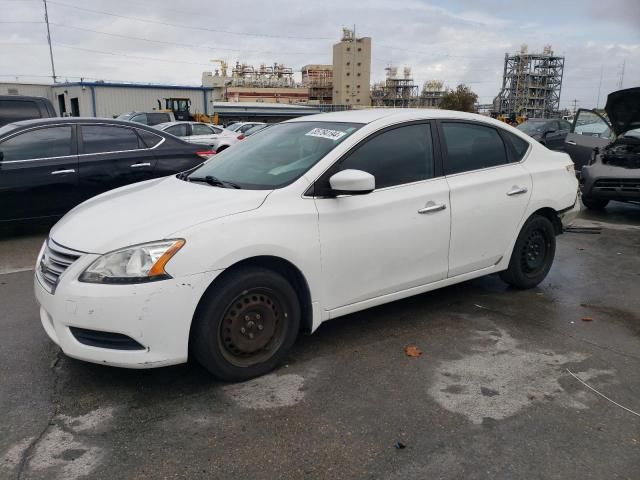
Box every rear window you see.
[147,113,171,125]
[0,100,41,126]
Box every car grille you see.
[38,239,83,294]
[593,178,640,194]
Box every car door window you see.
[0,126,72,161]
[146,113,170,125]
[333,123,434,189]
[192,124,214,135]
[81,125,141,154]
[165,124,188,137]
[500,130,530,162]
[573,111,612,139]
[130,114,148,125]
[559,120,571,130]
[210,126,223,134]
[136,129,163,148]
[441,122,507,175]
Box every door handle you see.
[506,186,528,196]
[566,140,577,146]
[130,162,151,168]
[418,202,447,214]
[50,169,75,175]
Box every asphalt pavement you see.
[1,204,639,480]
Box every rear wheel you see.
[500,215,556,289]
[191,267,300,382]
[581,196,609,210]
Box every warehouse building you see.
[1,81,217,118]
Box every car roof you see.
[285,108,507,126]
[9,117,161,130]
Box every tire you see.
[216,145,228,153]
[581,196,609,210]
[191,266,300,382]
[499,215,556,289]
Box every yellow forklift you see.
[156,98,219,124]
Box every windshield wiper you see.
[187,175,241,189]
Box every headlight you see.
[79,239,185,284]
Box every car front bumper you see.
[34,252,220,369]
[582,162,640,201]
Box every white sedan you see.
[34,109,579,381]
[155,121,242,152]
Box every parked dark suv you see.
[0,95,57,127]
[0,118,213,222]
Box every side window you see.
[560,120,571,130]
[0,126,72,161]
[210,126,223,134]
[0,100,41,125]
[441,122,507,175]
[501,130,530,162]
[81,125,140,154]
[165,124,188,137]
[573,110,612,139]
[334,123,434,189]
[130,114,148,125]
[146,113,169,125]
[136,129,163,148]
[192,123,214,135]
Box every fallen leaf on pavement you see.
[581,316,593,322]
[404,345,422,357]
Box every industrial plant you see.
[1,29,568,121]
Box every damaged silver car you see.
[564,87,640,210]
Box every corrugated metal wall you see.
[91,86,207,118]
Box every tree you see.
[439,84,478,112]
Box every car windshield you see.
[517,121,546,134]
[186,121,361,189]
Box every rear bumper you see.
[559,194,581,228]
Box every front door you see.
[564,109,613,172]
[438,121,532,277]
[314,122,451,310]
[0,125,78,221]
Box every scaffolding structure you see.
[371,66,419,107]
[420,80,445,108]
[495,45,564,119]
[229,61,296,88]
[301,64,333,104]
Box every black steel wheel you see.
[500,215,556,289]
[191,266,300,382]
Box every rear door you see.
[77,124,157,200]
[189,123,219,148]
[438,121,532,277]
[564,109,613,172]
[0,124,78,221]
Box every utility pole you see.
[618,59,626,90]
[596,65,603,109]
[571,99,579,115]
[43,0,57,83]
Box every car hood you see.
[51,176,271,254]
[605,87,640,136]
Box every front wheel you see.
[499,215,556,289]
[191,267,300,382]
[581,196,609,210]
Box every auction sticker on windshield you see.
[305,128,347,141]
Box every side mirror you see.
[329,169,375,195]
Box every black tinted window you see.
[442,122,507,174]
[81,125,140,154]
[137,129,163,148]
[165,124,188,137]
[0,100,42,126]
[0,126,72,161]
[130,114,148,125]
[502,130,530,162]
[146,113,170,125]
[336,123,434,189]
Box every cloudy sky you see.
[2,0,638,109]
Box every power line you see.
[46,0,331,41]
